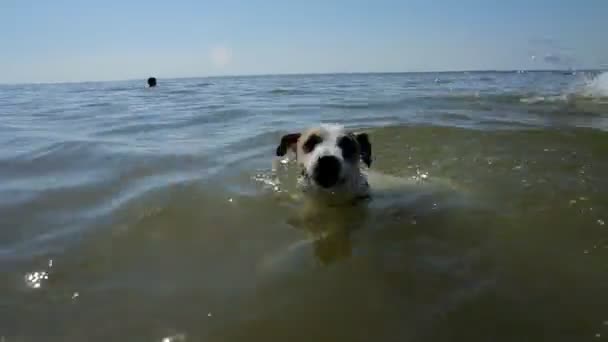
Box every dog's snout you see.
[313,156,342,188]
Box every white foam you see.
[520,95,569,104]
[581,72,608,97]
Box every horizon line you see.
[1,67,605,86]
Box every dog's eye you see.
[338,136,357,160]
[303,134,322,153]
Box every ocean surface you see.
[1,71,607,342]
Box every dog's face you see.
[276,124,372,193]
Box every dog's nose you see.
[313,156,342,188]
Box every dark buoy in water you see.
[147,77,157,87]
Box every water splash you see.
[252,171,283,193]
[581,72,608,98]
[23,258,54,289]
[24,271,48,289]
[518,71,608,105]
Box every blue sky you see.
[1,0,607,83]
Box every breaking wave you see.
[579,71,608,98]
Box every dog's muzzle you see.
[313,156,342,188]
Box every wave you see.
[167,89,199,95]
[82,102,113,108]
[519,95,570,104]
[268,88,315,96]
[579,71,608,98]
[433,78,454,84]
[517,71,608,107]
[95,108,251,136]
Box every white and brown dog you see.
[275,123,373,206]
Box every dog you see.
[275,123,372,204]
[262,123,471,269]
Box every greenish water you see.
[0,71,607,341]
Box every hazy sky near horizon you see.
[1,0,607,83]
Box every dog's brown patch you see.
[276,133,301,156]
[301,133,322,154]
[295,128,322,156]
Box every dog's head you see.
[275,124,372,192]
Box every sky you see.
[1,0,607,83]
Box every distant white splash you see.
[581,72,608,97]
[519,71,608,104]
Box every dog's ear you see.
[276,133,301,157]
[355,133,372,167]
